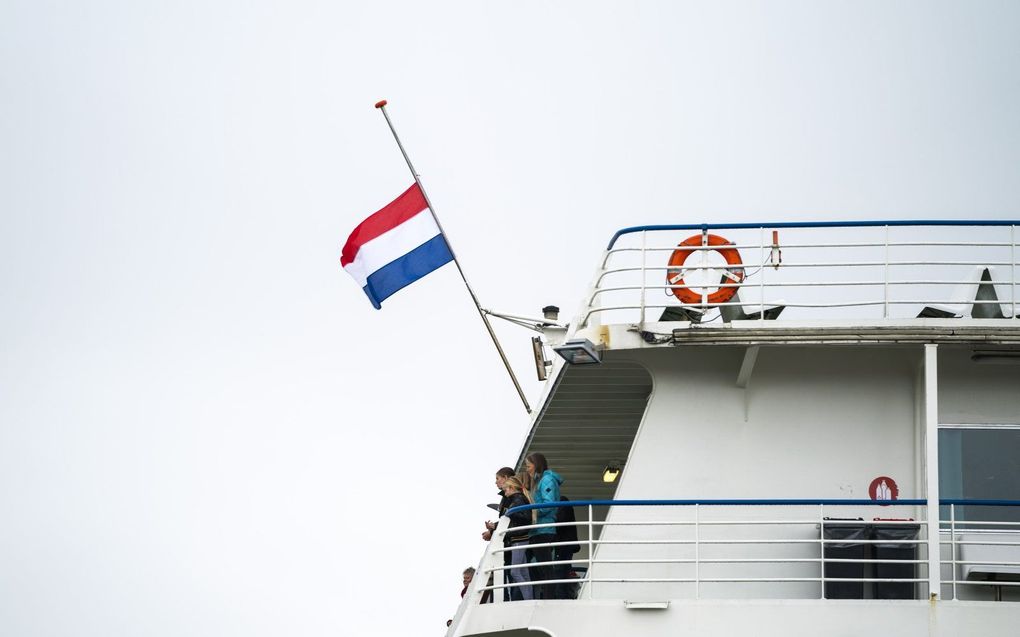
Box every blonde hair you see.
[513,473,537,523]
[517,471,535,492]
[503,476,528,498]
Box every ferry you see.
[447,220,1020,636]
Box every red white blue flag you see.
[341,183,454,309]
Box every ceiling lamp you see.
[603,462,622,483]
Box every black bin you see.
[872,522,920,600]
[822,519,870,599]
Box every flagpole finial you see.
[374,100,388,108]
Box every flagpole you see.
[374,99,532,415]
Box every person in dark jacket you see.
[483,466,516,541]
[501,476,534,600]
[552,496,581,599]
[481,466,516,603]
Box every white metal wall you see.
[592,344,922,600]
[938,346,1020,425]
[617,345,919,501]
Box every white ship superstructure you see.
[448,221,1020,637]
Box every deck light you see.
[532,337,550,381]
[603,462,622,483]
[553,338,602,365]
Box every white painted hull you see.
[457,599,1016,637]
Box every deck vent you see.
[624,601,669,610]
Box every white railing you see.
[581,222,1020,328]
[944,502,1020,601]
[472,500,1020,603]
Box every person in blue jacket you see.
[524,452,562,599]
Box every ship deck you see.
[448,221,1020,637]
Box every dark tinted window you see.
[939,428,1020,525]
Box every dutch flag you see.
[340,183,454,309]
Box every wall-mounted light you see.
[553,338,601,365]
[603,462,622,483]
[532,336,550,381]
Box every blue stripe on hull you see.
[362,234,454,309]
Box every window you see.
[939,426,1020,525]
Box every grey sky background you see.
[2,1,1019,635]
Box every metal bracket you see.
[737,345,760,421]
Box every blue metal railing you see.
[507,495,934,513]
[506,498,1018,515]
[607,220,1020,249]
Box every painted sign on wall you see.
[868,476,899,501]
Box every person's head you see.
[524,452,548,478]
[495,466,514,490]
[462,567,475,586]
[502,476,523,495]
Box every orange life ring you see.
[666,233,745,305]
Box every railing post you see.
[587,504,595,600]
[950,503,957,600]
[639,230,647,327]
[1011,225,1016,319]
[883,225,890,319]
[583,252,612,329]
[819,504,826,599]
[695,503,701,600]
[759,227,766,321]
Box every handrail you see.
[940,499,1020,506]
[607,220,1020,249]
[578,222,1020,328]
[474,499,1020,604]
[506,498,1020,516]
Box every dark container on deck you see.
[872,522,920,599]
[822,519,869,599]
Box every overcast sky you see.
[2,1,1019,635]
